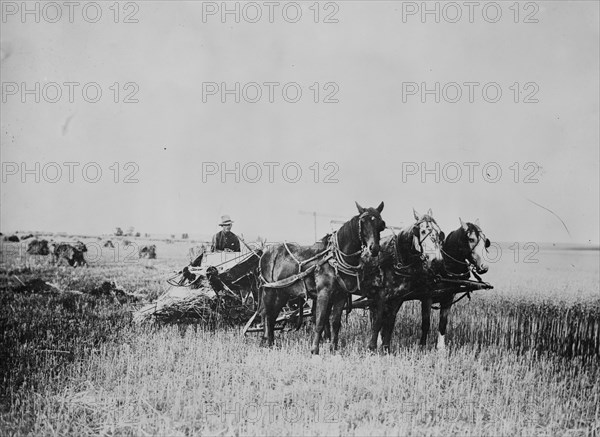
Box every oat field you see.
[1,237,598,436]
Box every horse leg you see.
[437,295,453,351]
[380,299,403,353]
[261,289,275,347]
[368,295,384,351]
[261,290,286,347]
[420,298,432,347]
[310,287,332,355]
[310,298,329,340]
[329,293,346,351]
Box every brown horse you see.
[422,218,490,350]
[259,202,386,354]
[367,209,445,352]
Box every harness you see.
[441,224,488,279]
[328,229,363,293]
[260,211,373,297]
[431,226,489,308]
[260,244,331,290]
[393,219,441,277]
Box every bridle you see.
[329,211,383,292]
[441,224,489,279]
[334,210,382,258]
[393,218,442,276]
[413,219,443,264]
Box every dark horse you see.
[421,218,490,350]
[260,202,386,354]
[368,209,445,352]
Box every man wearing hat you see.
[211,215,241,252]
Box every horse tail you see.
[255,245,279,316]
[295,297,305,331]
[256,256,266,316]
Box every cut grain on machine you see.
[133,249,262,327]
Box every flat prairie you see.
[1,237,598,436]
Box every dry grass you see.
[1,238,599,436]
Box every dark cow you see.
[139,244,157,259]
[27,239,50,255]
[4,235,19,242]
[51,241,87,267]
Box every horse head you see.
[355,201,386,257]
[456,218,490,274]
[410,208,444,273]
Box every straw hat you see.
[219,215,234,226]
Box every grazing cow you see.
[51,241,87,267]
[139,244,157,259]
[27,239,50,255]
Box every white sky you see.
[1,1,598,245]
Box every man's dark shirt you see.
[211,231,241,252]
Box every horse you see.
[367,209,445,352]
[421,218,490,350]
[259,201,386,354]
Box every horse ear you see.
[376,201,384,213]
[427,208,433,217]
[459,217,468,231]
[413,208,420,220]
[355,201,365,214]
[475,218,480,227]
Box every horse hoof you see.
[436,334,446,352]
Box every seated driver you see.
[211,215,241,252]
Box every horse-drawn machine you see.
[135,247,313,329]
[135,204,493,353]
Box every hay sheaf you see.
[133,277,255,328]
[26,239,50,255]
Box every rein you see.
[441,226,489,279]
[430,227,490,308]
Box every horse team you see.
[258,202,490,354]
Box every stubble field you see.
[1,236,598,436]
